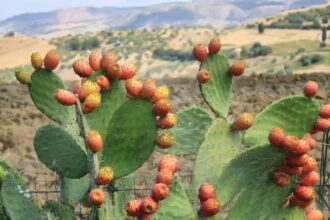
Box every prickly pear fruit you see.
[280,162,302,176]
[157,113,177,129]
[158,154,179,173]
[193,44,207,62]
[125,78,143,97]
[286,154,308,168]
[293,186,316,202]
[299,171,320,186]
[268,127,285,146]
[73,81,82,94]
[31,52,43,70]
[79,80,101,101]
[87,130,103,153]
[151,183,169,201]
[272,172,291,187]
[208,37,221,55]
[282,135,299,153]
[82,93,101,114]
[304,81,318,97]
[96,166,113,185]
[230,62,245,76]
[289,195,312,208]
[314,117,330,132]
[141,79,156,99]
[101,51,116,70]
[302,134,316,150]
[151,85,169,103]
[15,68,31,85]
[289,140,310,156]
[89,50,102,71]
[156,168,174,186]
[231,113,253,131]
[88,188,105,206]
[155,133,175,149]
[198,183,216,202]
[306,209,323,220]
[140,197,158,215]
[125,199,142,217]
[54,89,76,106]
[153,99,172,116]
[197,70,211,84]
[44,50,59,71]
[96,75,110,90]
[106,63,122,79]
[301,156,317,174]
[138,215,152,220]
[73,59,93,77]
[320,104,330,118]
[120,63,137,80]
[199,199,220,217]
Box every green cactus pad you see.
[199,53,231,117]
[60,174,90,206]
[154,176,196,220]
[101,99,157,178]
[42,200,75,220]
[86,71,127,139]
[217,146,306,219]
[244,96,320,147]
[29,69,75,123]
[34,124,88,178]
[157,107,212,155]
[97,192,111,220]
[2,174,41,220]
[0,194,10,220]
[192,120,241,194]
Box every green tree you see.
[322,27,327,42]
[258,23,265,34]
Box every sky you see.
[1,0,191,20]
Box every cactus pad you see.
[60,174,90,206]
[244,96,319,147]
[42,200,75,219]
[199,54,231,117]
[101,99,157,178]
[34,124,88,178]
[158,107,212,155]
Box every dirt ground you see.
[0,73,330,215]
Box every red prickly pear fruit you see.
[140,197,158,215]
[299,171,320,186]
[31,52,43,70]
[153,99,172,116]
[96,75,110,90]
[231,113,254,131]
[82,93,101,114]
[106,63,122,79]
[151,85,170,103]
[96,166,113,185]
[293,186,316,202]
[125,78,143,97]
[198,183,216,203]
[230,62,245,76]
[88,189,105,206]
[89,50,102,71]
[120,63,137,80]
[73,81,82,94]
[156,168,174,185]
[320,104,330,118]
[302,134,317,150]
[157,113,177,129]
[44,50,59,71]
[79,80,101,101]
[289,195,312,208]
[15,68,31,85]
[281,135,299,153]
[125,199,142,217]
[157,154,179,173]
[280,162,302,176]
[54,89,77,106]
[304,81,318,97]
[208,37,221,55]
[101,51,116,70]
[301,156,318,174]
[286,154,308,168]
[290,140,310,156]
[304,205,312,214]
[73,59,93,78]
[151,183,169,201]
[155,133,175,149]
[87,130,103,153]
[199,199,220,217]
[141,79,156,99]
[306,209,323,220]
[193,44,208,62]
[314,117,330,132]
[197,70,211,84]
[268,127,285,146]
[272,171,291,187]
[138,215,152,220]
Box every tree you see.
[322,27,327,42]
[258,23,265,34]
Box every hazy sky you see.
[1,0,191,20]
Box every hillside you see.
[0,0,326,37]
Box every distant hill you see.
[0,0,326,37]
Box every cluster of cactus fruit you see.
[0,35,326,220]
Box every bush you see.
[248,43,272,57]
[299,54,323,66]
[4,31,15,37]
[67,37,100,51]
[320,42,327,48]
[152,48,193,61]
